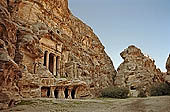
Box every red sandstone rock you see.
[0,0,116,109]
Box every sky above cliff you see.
[69,0,170,72]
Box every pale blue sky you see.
[69,0,170,72]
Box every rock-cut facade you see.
[0,0,116,109]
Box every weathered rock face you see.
[166,54,170,75]
[0,0,116,108]
[114,45,164,96]
[0,1,22,109]
[165,54,170,83]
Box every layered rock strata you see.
[114,45,164,96]
[0,0,116,109]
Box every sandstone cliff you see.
[165,54,170,83]
[0,0,116,109]
[114,45,164,96]
[0,1,22,109]
[166,54,170,75]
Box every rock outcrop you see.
[166,54,170,75]
[114,45,164,96]
[165,54,170,83]
[0,0,116,109]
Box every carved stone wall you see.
[0,0,116,109]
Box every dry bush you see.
[101,86,129,99]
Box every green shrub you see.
[149,82,170,96]
[137,89,147,97]
[101,86,129,99]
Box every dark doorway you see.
[49,53,54,74]
[43,51,48,66]
[47,87,50,97]
[54,89,58,98]
[56,56,58,76]
[130,86,136,90]
[64,88,68,99]
[41,87,50,97]
[71,89,76,99]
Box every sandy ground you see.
[2,96,170,112]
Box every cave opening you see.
[54,88,58,98]
[49,53,54,74]
[43,51,48,66]
[71,89,76,99]
[41,87,50,97]
[130,86,136,90]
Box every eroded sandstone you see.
[0,0,116,109]
[165,54,170,83]
[114,45,164,96]
[166,54,170,75]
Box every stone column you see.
[50,87,55,98]
[74,87,79,99]
[74,62,78,79]
[74,89,77,99]
[70,64,74,79]
[57,56,61,78]
[46,51,49,69]
[53,55,56,76]
[58,87,65,99]
[68,87,72,99]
